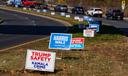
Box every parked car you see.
[71,6,84,14]
[54,4,68,12]
[106,9,124,20]
[87,8,103,17]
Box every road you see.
[0,7,128,50]
[70,13,128,35]
[92,17,128,35]
[0,9,68,50]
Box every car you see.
[106,9,124,20]
[54,4,68,12]
[87,8,103,17]
[71,6,84,14]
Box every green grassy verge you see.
[0,6,127,76]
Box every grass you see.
[0,33,127,76]
[0,6,128,76]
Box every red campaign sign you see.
[71,38,84,44]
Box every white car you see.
[87,8,103,17]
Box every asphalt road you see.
[92,17,128,35]
[0,7,128,50]
[0,9,68,50]
[70,13,128,35]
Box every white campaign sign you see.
[25,49,56,72]
[79,18,84,22]
[74,16,80,20]
[23,7,27,10]
[66,15,70,18]
[37,10,41,13]
[51,12,55,15]
[83,29,95,37]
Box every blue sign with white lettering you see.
[70,44,84,49]
[49,33,72,49]
[83,16,94,22]
[89,23,100,32]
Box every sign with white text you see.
[49,33,72,50]
[25,49,56,72]
[60,12,65,16]
[89,23,100,32]
[70,38,85,49]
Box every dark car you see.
[71,6,84,14]
[54,5,68,12]
[106,9,124,20]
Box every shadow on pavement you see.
[0,24,127,36]
[0,25,70,35]
[68,24,127,36]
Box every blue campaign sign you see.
[70,44,84,49]
[49,33,72,50]
[83,16,94,22]
[88,20,101,32]
[89,24,99,32]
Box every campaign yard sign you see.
[49,33,72,50]
[25,49,56,72]
[70,38,85,49]
[89,23,99,32]
[60,12,66,16]
[83,16,94,22]
[83,29,95,37]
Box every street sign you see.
[49,33,72,50]
[70,38,85,49]
[25,49,56,72]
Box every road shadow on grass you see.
[0,25,69,35]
